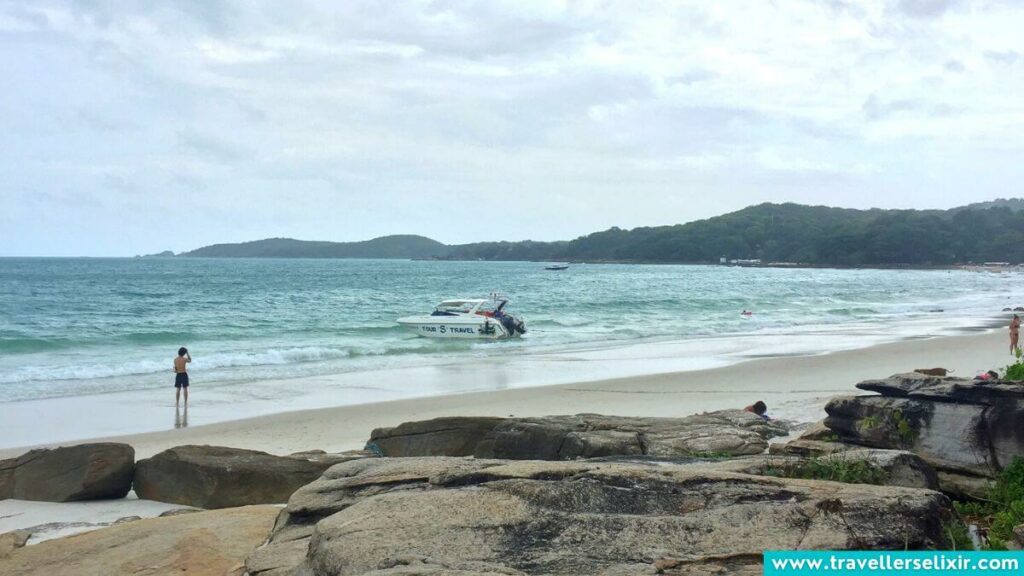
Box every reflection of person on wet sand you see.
[1010,315,1020,355]
[175,403,188,429]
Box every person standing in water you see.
[1010,315,1020,355]
[174,347,191,405]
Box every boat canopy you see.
[435,300,486,313]
[434,298,507,314]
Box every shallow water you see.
[0,258,1020,403]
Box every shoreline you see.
[0,313,1006,452]
[0,327,1010,460]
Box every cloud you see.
[2,0,1024,255]
[176,130,252,164]
[890,0,959,18]
[985,50,1022,65]
[944,59,966,73]
[862,94,960,121]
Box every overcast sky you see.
[2,1,1023,256]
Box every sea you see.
[1,257,1020,408]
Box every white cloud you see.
[1,0,1023,255]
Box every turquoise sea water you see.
[0,258,1019,403]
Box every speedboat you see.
[397,297,526,340]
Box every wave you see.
[0,337,78,354]
[0,338,479,385]
[826,307,881,317]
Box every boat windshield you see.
[434,301,482,314]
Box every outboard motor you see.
[514,318,527,335]
[499,314,518,335]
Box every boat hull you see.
[397,316,516,340]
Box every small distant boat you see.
[397,297,526,340]
[544,264,569,271]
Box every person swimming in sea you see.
[744,400,769,420]
[174,347,191,405]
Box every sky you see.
[1,1,1023,256]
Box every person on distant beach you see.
[744,400,769,420]
[1010,315,1020,355]
[174,347,191,405]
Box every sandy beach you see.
[1,327,1008,461]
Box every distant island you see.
[180,235,446,259]
[171,199,1024,266]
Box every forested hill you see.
[177,201,1024,265]
[179,235,449,259]
[445,202,1024,265]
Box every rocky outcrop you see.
[0,530,30,559]
[0,443,134,502]
[824,373,1024,497]
[0,505,278,576]
[249,457,952,576]
[698,450,939,490]
[769,420,853,457]
[133,445,372,509]
[368,411,788,460]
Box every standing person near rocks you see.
[1010,315,1020,355]
[174,347,191,405]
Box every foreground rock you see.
[0,443,134,502]
[368,411,788,460]
[249,457,952,576]
[134,445,372,508]
[824,373,1024,497]
[0,505,278,576]
[0,530,30,559]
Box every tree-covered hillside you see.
[181,235,449,259]
[447,202,1024,265]
[177,201,1024,265]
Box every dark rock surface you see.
[133,445,372,509]
[823,373,1024,497]
[0,443,135,502]
[700,449,939,490]
[369,411,788,461]
[248,457,952,576]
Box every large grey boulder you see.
[368,411,788,460]
[133,445,371,509]
[0,505,278,576]
[823,373,1024,497]
[0,443,134,502]
[248,457,952,576]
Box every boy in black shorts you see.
[174,347,191,405]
